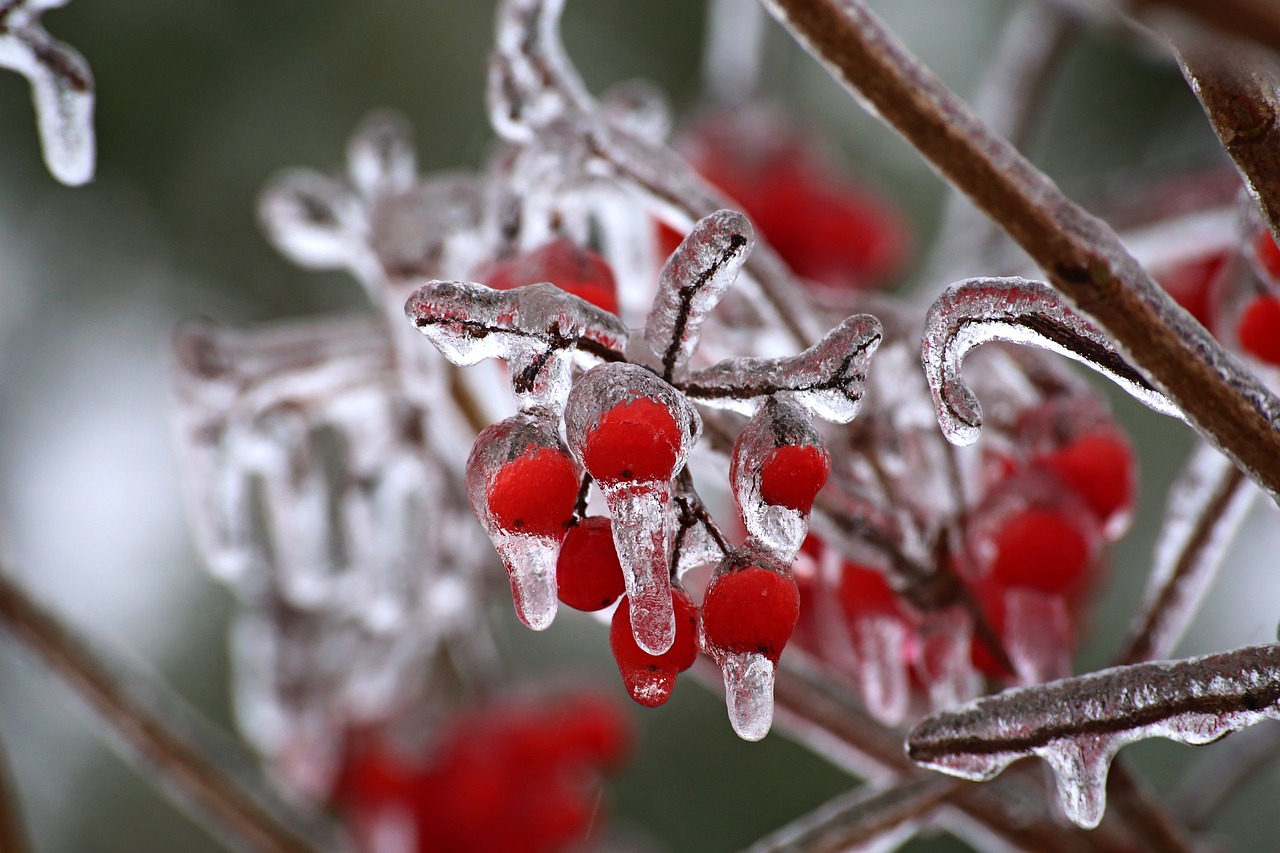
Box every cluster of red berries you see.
[334,693,630,853]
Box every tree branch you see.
[0,568,333,852]
[760,0,1280,506]
[1126,0,1280,56]
[0,731,27,853]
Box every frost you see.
[721,650,777,742]
[907,643,1280,827]
[0,0,95,185]
[921,277,1182,445]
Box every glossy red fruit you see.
[486,446,579,537]
[1254,229,1280,281]
[582,396,682,484]
[1038,432,1135,528]
[609,587,699,707]
[481,237,620,315]
[759,444,831,513]
[1237,294,1280,366]
[837,561,901,622]
[987,508,1093,596]
[701,566,800,663]
[556,516,626,611]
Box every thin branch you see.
[1125,0,1280,57]
[0,731,27,853]
[760,0,1280,507]
[0,568,334,852]
[740,776,959,853]
[1178,48,1280,243]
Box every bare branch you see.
[1122,0,1280,57]
[760,0,1280,507]
[0,731,27,853]
[0,568,335,852]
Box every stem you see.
[0,732,27,853]
[0,569,332,853]
[761,0,1280,506]
[1178,48,1280,242]
[741,776,960,853]
[1130,0,1280,56]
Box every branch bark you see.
[1127,0,1280,56]
[760,0,1280,507]
[0,568,331,853]
[0,732,26,853]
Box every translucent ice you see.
[722,650,777,742]
[685,314,882,421]
[346,110,417,201]
[907,643,1280,827]
[847,616,911,727]
[1002,588,1071,684]
[0,0,95,185]
[259,168,365,272]
[921,277,1183,446]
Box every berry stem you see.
[762,0,1280,507]
[0,566,333,853]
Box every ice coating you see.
[731,397,826,561]
[406,280,628,408]
[684,314,883,421]
[346,110,417,201]
[465,409,579,631]
[847,616,911,726]
[564,364,700,654]
[259,168,365,272]
[921,277,1183,446]
[1002,588,1071,684]
[637,209,753,380]
[1118,441,1254,664]
[0,0,95,185]
[721,651,777,742]
[907,643,1280,827]
[915,606,983,713]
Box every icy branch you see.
[921,277,1182,446]
[0,0,94,185]
[761,0,1280,506]
[907,643,1280,828]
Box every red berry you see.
[1237,294,1280,366]
[1156,252,1224,331]
[609,588,699,707]
[987,508,1093,595]
[759,444,830,513]
[701,566,800,663]
[1038,432,1135,527]
[487,446,578,537]
[556,516,626,611]
[583,397,682,484]
[481,237,620,315]
[1254,229,1280,281]
[837,561,901,623]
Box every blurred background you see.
[0,0,1277,850]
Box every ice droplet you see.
[722,650,776,741]
[603,481,677,655]
[921,277,1182,446]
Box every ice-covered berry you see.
[480,237,620,315]
[1237,294,1280,366]
[1037,431,1135,531]
[486,446,579,538]
[987,508,1094,596]
[758,444,831,513]
[556,516,626,611]
[837,560,902,623]
[609,587,699,707]
[582,396,682,484]
[701,564,800,664]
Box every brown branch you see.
[0,731,27,853]
[0,568,331,852]
[760,0,1280,507]
[1178,48,1280,242]
[1128,0,1280,56]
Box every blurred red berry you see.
[480,237,620,315]
[1237,294,1280,366]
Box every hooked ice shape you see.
[564,363,700,655]
[685,314,882,421]
[921,277,1183,446]
[0,0,95,185]
[907,642,1280,828]
[407,280,628,408]
[636,209,753,380]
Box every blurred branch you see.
[1125,0,1280,56]
[760,0,1280,508]
[0,567,335,853]
[1170,720,1280,828]
[1105,763,1199,853]
[741,776,959,853]
[0,731,27,853]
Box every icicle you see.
[848,616,911,727]
[722,651,777,742]
[907,643,1280,828]
[684,313,883,421]
[1002,588,1072,684]
[921,277,1183,446]
[635,209,753,380]
[914,605,982,712]
[0,0,95,185]
[346,110,417,201]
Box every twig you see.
[0,731,27,853]
[0,568,334,852]
[1125,0,1280,56]
[1178,48,1280,242]
[740,776,960,853]
[760,0,1280,507]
